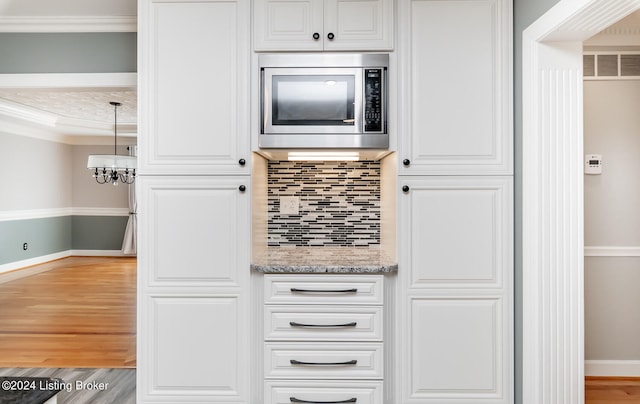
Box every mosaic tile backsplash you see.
[268,160,380,246]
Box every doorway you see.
[522,1,640,403]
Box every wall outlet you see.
[280,196,300,215]
[23,242,28,251]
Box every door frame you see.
[522,0,640,403]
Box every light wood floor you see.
[0,257,136,368]
[586,377,640,403]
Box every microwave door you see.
[263,68,362,134]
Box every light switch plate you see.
[280,196,300,215]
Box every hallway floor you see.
[0,256,136,368]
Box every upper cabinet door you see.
[253,0,393,51]
[139,0,250,175]
[398,0,512,175]
[323,0,393,51]
[253,0,325,50]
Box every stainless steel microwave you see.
[259,53,388,149]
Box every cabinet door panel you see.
[407,296,506,401]
[401,177,512,288]
[324,0,393,50]
[141,0,249,173]
[139,296,247,401]
[400,0,511,174]
[138,176,249,287]
[254,0,324,50]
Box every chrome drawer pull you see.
[290,288,358,294]
[290,397,357,403]
[290,359,357,366]
[289,321,357,328]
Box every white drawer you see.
[265,342,383,379]
[265,306,383,341]
[264,275,384,306]
[264,380,383,404]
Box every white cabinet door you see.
[397,176,513,403]
[253,0,324,50]
[137,176,250,403]
[398,0,512,174]
[253,0,392,50]
[140,0,250,174]
[407,296,506,402]
[324,0,393,50]
[138,176,250,288]
[139,295,248,402]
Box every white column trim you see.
[523,1,640,403]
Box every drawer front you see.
[264,275,384,305]
[265,342,383,379]
[265,306,383,341]
[265,380,383,404]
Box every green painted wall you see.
[0,33,137,73]
[72,216,129,251]
[0,216,71,265]
[0,215,129,265]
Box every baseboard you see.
[0,251,71,274]
[70,250,132,257]
[585,360,640,377]
[0,250,133,274]
[584,246,640,257]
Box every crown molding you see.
[0,73,136,89]
[0,16,137,33]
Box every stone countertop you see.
[251,247,398,273]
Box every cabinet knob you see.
[402,185,410,193]
[239,185,246,192]
[238,158,246,166]
[327,32,335,40]
[403,159,411,166]
[312,32,320,40]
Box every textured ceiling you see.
[0,89,137,124]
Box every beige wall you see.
[72,144,129,209]
[0,132,73,211]
[0,133,130,212]
[584,79,640,361]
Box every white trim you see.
[585,246,640,257]
[0,16,137,33]
[72,208,131,216]
[0,251,71,274]
[585,360,640,377]
[0,207,129,221]
[523,1,640,403]
[0,208,73,221]
[70,249,131,257]
[0,73,137,89]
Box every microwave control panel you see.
[364,68,384,133]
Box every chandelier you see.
[87,101,136,185]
